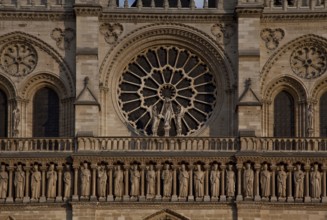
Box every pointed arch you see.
[0,31,75,97]
[261,34,327,94]
[144,209,190,220]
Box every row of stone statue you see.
[0,162,326,202]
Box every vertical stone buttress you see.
[74,1,102,137]
[236,1,264,137]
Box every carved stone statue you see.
[97,165,107,198]
[310,164,321,199]
[307,104,313,129]
[151,105,160,136]
[146,164,156,198]
[14,164,25,199]
[194,164,204,198]
[161,164,172,197]
[243,163,254,198]
[130,164,140,198]
[63,164,72,199]
[277,165,287,198]
[210,164,220,198]
[260,164,271,198]
[12,107,20,137]
[179,164,189,198]
[294,164,304,198]
[80,162,91,197]
[47,164,57,198]
[226,164,235,197]
[0,165,8,199]
[175,106,185,136]
[31,164,41,200]
[114,165,124,198]
[162,97,174,136]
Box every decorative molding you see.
[74,5,102,16]
[0,41,38,77]
[0,11,74,21]
[51,28,75,50]
[261,12,327,23]
[211,23,235,45]
[260,28,285,50]
[99,23,123,45]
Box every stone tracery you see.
[118,46,217,136]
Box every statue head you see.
[49,164,54,171]
[228,164,233,171]
[65,164,70,170]
[280,165,284,171]
[196,164,201,171]
[213,164,218,170]
[181,164,186,171]
[263,164,268,170]
[34,164,38,171]
[314,164,319,171]
[296,164,301,170]
[0,165,5,171]
[133,164,138,171]
[246,163,251,169]
[116,165,121,170]
[149,164,154,171]
[83,162,88,169]
[17,164,22,171]
[165,164,170,170]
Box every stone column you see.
[287,164,294,202]
[6,165,14,203]
[40,165,46,203]
[171,165,178,202]
[23,165,30,203]
[254,163,261,201]
[304,164,311,202]
[188,165,194,201]
[123,165,130,201]
[155,164,162,200]
[220,164,226,202]
[90,164,97,201]
[72,164,79,201]
[270,164,277,202]
[204,164,210,202]
[139,164,146,201]
[322,165,327,203]
[236,164,243,201]
[107,165,114,201]
[56,165,63,202]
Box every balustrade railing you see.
[77,136,238,151]
[264,0,327,11]
[0,138,74,152]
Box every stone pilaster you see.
[322,165,327,203]
[254,164,261,201]
[139,164,146,201]
[287,164,294,202]
[123,165,130,201]
[23,165,30,203]
[270,164,277,202]
[220,164,226,202]
[56,165,63,202]
[304,164,311,202]
[188,165,194,201]
[107,165,114,202]
[72,164,79,201]
[171,165,178,202]
[90,164,97,201]
[204,164,210,202]
[155,164,162,201]
[236,164,243,201]
[40,165,46,203]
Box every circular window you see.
[290,45,327,79]
[0,41,38,77]
[117,46,217,136]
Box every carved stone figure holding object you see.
[179,164,189,198]
[130,164,140,198]
[63,164,72,199]
[294,164,304,198]
[277,165,287,198]
[80,162,91,197]
[260,164,271,198]
[31,164,41,200]
[161,164,172,198]
[243,163,254,198]
[226,164,235,197]
[194,164,204,198]
[97,165,108,198]
[0,165,8,199]
[146,164,156,198]
[310,164,321,199]
[47,164,57,198]
[14,164,25,199]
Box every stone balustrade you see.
[0,138,74,152]
[264,0,327,11]
[1,137,327,152]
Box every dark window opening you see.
[0,89,7,137]
[274,91,295,137]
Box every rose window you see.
[118,46,217,136]
[290,45,327,79]
[0,41,37,77]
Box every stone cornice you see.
[235,5,264,18]
[100,12,235,23]
[261,12,327,22]
[0,10,74,21]
[73,4,102,16]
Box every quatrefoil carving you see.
[260,28,285,50]
[51,28,75,50]
[211,23,235,45]
[100,23,124,45]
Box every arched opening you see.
[33,87,59,137]
[0,89,7,137]
[320,92,327,137]
[274,91,295,137]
